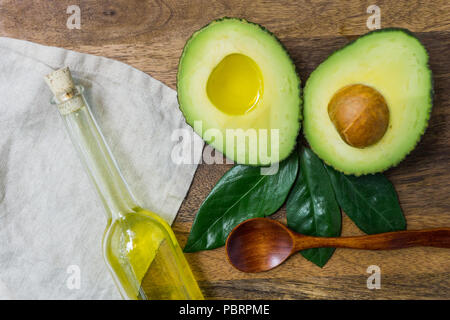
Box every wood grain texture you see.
[1,0,449,299]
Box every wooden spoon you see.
[226,218,450,273]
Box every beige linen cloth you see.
[0,37,203,299]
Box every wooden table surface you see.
[1,0,449,299]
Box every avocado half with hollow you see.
[303,29,433,175]
[177,18,301,165]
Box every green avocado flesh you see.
[177,18,301,165]
[303,29,432,175]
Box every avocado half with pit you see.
[177,18,301,165]
[303,29,433,175]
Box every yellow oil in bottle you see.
[104,207,203,300]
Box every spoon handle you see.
[294,228,450,251]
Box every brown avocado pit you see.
[328,84,390,148]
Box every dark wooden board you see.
[1,0,449,299]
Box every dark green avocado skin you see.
[176,17,303,166]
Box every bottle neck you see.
[56,87,138,221]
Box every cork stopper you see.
[45,67,85,115]
[44,67,76,101]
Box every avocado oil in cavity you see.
[45,67,203,300]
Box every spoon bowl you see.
[226,218,294,272]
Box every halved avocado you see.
[177,18,301,165]
[303,29,433,175]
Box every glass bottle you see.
[44,67,203,300]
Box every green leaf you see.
[324,165,406,234]
[184,152,299,252]
[286,147,341,267]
